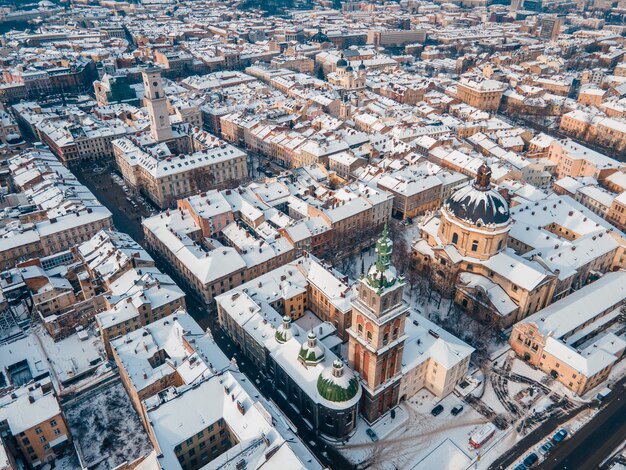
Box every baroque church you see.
[412,163,558,327]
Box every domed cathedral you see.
[348,223,410,423]
[327,54,366,92]
[412,164,558,328]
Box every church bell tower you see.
[348,224,409,423]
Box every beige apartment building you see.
[143,209,247,307]
[608,192,626,231]
[96,269,186,355]
[111,311,224,430]
[0,379,71,467]
[510,271,626,396]
[377,173,442,219]
[456,78,506,111]
[547,139,623,181]
[114,137,247,209]
[1,206,113,270]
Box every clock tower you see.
[348,224,409,423]
[142,67,173,143]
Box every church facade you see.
[412,164,558,327]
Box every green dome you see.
[317,360,360,403]
[275,315,293,344]
[298,331,325,365]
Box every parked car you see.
[451,405,464,416]
[523,453,539,468]
[431,404,444,416]
[513,464,527,470]
[539,441,554,456]
[366,428,378,442]
[552,429,568,443]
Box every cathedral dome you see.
[358,61,366,70]
[336,54,348,68]
[299,331,325,365]
[445,163,510,227]
[275,315,294,344]
[310,28,329,43]
[317,360,360,403]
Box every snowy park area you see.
[65,381,152,469]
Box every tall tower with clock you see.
[142,67,173,143]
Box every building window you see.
[367,331,372,342]
[451,233,459,244]
[471,240,478,252]
[497,240,503,250]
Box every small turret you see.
[275,315,293,344]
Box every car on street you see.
[539,441,554,456]
[366,428,379,442]
[451,405,464,416]
[513,464,526,470]
[523,453,539,468]
[431,404,444,416]
[552,428,568,443]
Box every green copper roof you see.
[365,223,397,291]
[317,374,359,403]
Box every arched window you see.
[383,333,389,345]
[471,240,479,252]
[393,327,398,339]
[497,239,503,250]
[357,323,363,335]
[367,331,372,342]
[451,233,459,244]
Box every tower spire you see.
[365,223,398,290]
